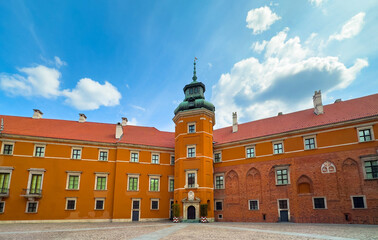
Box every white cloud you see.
[128,117,138,126]
[62,78,121,110]
[309,0,326,7]
[246,6,281,34]
[0,65,61,98]
[130,104,146,111]
[252,40,267,53]
[212,28,368,128]
[54,56,67,68]
[208,62,213,69]
[329,12,365,41]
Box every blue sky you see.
[0,0,377,131]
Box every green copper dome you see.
[174,59,215,115]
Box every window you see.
[130,152,139,163]
[0,172,11,194]
[1,142,14,155]
[99,150,108,161]
[313,197,327,209]
[149,175,160,191]
[246,146,255,158]
[26,201,38,213]
[66,172,81,190]
[273,142,284,154]
[275,166,289,185]
[170,155,175,165]
[71,148,82,159]
[364,159,378,179]
[95,173,108,190]
[248,200,259,210]
[34,145,45,157]
[29,174,43,194]
[214,152,221,163]
[151,199,159,210]
[215,200,223,211]
[127,174,139,191]
[169,177,174,192]
[95,198,105,210]
[351,196,367,209]
[0,201,4,213]
[185,170,198,188]
[214,174,224,189]
[188,123,196,133]
[278,199,289,210]
[304,136,316,150]
[358,127,374,142]
[187,145,196,158]
[66,198,76,210]
[151,153,160,164]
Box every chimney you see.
[232,112,238,133]
[278,112,283,116]
[313,90,324,115]
[121,117,128,126]
[79,113,87,122]
[115,122,123,139]
[32,109,43,119]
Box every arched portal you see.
[187,206,196,219]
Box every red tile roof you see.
[120,125,174,148]
[213,94,378,145]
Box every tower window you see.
[188,123,196,133]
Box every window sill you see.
[129,161,139,163]
[71,158,82,160]
[94,209,104,211]
[273,153,284,155]
[94,189,107,191]
[248,209,259,211]
[364,178,378,181]
[359,140,374,143]
[352,208,367,210]
[127,190,139,192]
[65,209,76,211]
[151,163,160,165]
[313,208,327,210]
[66,189,79,191]
[304,148,317,151]
[276,184,289,186]
[149,191,160,192]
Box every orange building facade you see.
[0,63,377,224]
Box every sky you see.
[0,0,377,132]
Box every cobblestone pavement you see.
[0,221,377,240]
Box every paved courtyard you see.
[0,221,377,240]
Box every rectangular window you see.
[249,200,259,210]
[214,152,221,163]
[304,137,316,150]
[364,160,378,179]
[351,196,366,209]
[96,175,107,190]
[313,197,326,209]
[169,178,174,192]
[66,198,76,210]
[0,173,10,194]
[67,175,80,190]
[26,201,38,213]
[246,147,255,158]
[2,143,14,155]
[128,176,139,191]
[273,142,284,154]
[276,169,289,185]
[95,199,105,210]
[188,173,195,188]
[215,200,223,211]
[151,199,159,210]
[34,145,45,157]
[151,154,159,164]
[215,174,224,189]
[29,174,42,194]
[130,152,139,162]
[279,199,288,209]
[188,123,196,133]
[150,178,159,191]
[358,128,372,142]
[0,201,4,213]
[99,150,108,161]
[187,145,196,158]
[170,155,175,165]
[72,148,82,159]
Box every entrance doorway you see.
[187,206,196,219]
[278,199,289,222]
[132,199,140,221]
[169,200,174,220]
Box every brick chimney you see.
[121,117,128,126]
[232,112,238,133]
[32,109,43,119]
[313,90,324,115]
[78,113,87,122]
[115,122,123,139]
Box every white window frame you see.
[187,145,196,158]
[273,141,284,154]
[170,155,175,165]
[71,147,82,160]
[357,126,375,142]
[248,199,259,210]
[151,153,160,164]
[95,198,105,210]
[312,197,327,209]
[148,175,161,192]
[65,197,77,210]
[98,149,109,161]
[33,144,46,157]
[185,169,198,189]
[25,201,39,213]
[351,195,367,209]
[168,176,174,192]
[127,174,140,191]
[150,198,159,210]
[360,154,378,180]
[1,142,14,155]
[0,167,14,194]
[245,145,255,158]
[187,122,196,133]
[277,198,290,221]
[214,151,222,163]
[130,151,139,163]
[94,173,109,191]
[26,168,45,194]
[274,165,290,185]
[66,171,81,190]
[303,135,317,150]
[214,173,225,189]
[0,201,5,213]
[215,200,223,211]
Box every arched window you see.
[321,161,336,173]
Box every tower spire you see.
[192,57,197,82]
